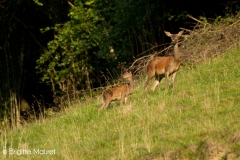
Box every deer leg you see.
[124,97,128,104]
[104,99,111,109]
[150,80,159,91]
[165,72,169,89]
[121,92,127,105]
[144,70,155,92]
[99,97,111,110]
[172,72,177,87]
[98,103,106,111]
[150,75,163,91]
[144,77,151,92]
[99,94,106,110]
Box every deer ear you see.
[164,31,172,37]
[178,31,184,36]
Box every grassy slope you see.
[1,49,240,160]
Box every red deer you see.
[144,30,183,93]
[99,72,134,110]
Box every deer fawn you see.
[99,72,134,110]
[144,30,183,93]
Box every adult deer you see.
[99,72,134,110]
[144,30,183,93]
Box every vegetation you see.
[1,47,240,159]
[1,1,240,159]
[0,0,239,128]
[2,13,240,158]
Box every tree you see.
[37,1,105,95]
[0,0,69,128]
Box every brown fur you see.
[99,72,134,110]
[144,31,183,92]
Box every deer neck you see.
[173,42,180,62]
[127,78,134,94]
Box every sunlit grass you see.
[1,49,240,159]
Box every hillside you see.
[1,46,240,159]
[2,12,240,160]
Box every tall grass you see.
[1,49,240,159]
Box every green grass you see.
[1,49,240,160]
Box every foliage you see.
[37,1,104,93]
[0,0,239,128]
[33,0,43,6]
[2,48,240,159]
[36,0,239,96]
[36,0,189,94]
